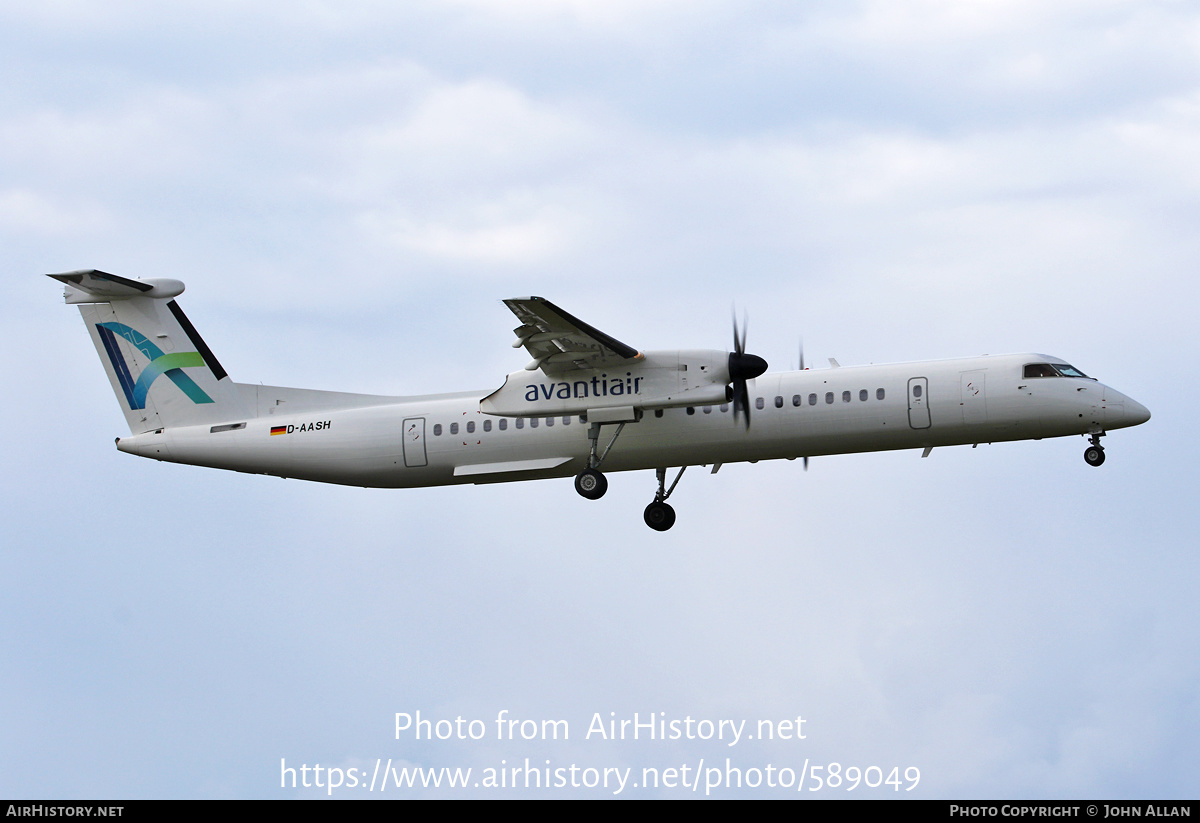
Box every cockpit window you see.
[1024,363,1089,378]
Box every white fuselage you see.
[114,353,1149,488]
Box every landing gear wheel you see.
[644,501,676,531]
[575,468,608,499]
[1084,446,1106,467]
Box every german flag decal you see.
[270,425,287,436]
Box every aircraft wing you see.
[505,296,642,374]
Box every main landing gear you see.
[1084,431,1106,467]
[573,421,626,500]
[572,419,687,531]
[643,466,686,532]
[574,468,607,499]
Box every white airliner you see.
[53,270,1151,531]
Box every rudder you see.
[52,270,249,434]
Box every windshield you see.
[1024,362,1089,379]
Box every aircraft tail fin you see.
[52,270,250,434]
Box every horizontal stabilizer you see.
[48,270,185,303]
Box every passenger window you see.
[720,404,729,413]
[792,394,801,407]
[809,393,817,406]
[530,418,538,428]
[466,421,475,433]
[516,418,524,429]
[859,389,868,401]
[876,388,885,400]
[687,407,695,415]
[450,422,458,435]
[654,409,663,418]
[913,385,922,398]
[433,424,442,436]
[499,418,508,431]
[755,397,764,410]
[842,391,851,403]
[825,392,834,404]
[483,419,492,432]
[562,416,571,425]
[774,396,784,408]
[703,406,712,414]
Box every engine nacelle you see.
[480,349,731,417]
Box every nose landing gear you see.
[1084,432,1106,467]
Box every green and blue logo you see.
[96,322,213,409]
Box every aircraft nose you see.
[1126,398,1151,426]
[1105,392,1151,429]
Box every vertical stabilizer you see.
[51,270,250,433]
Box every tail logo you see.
[96,322,214,409]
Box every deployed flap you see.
[505,296,642,375]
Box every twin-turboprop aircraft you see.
[53,270,1151,531]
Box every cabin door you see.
[907,377,931,429]
[402,417,428,467]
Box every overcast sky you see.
[3,0,1197,798]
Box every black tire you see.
[575,468,608,499]
[1084,446,1106,467]
[643,501,676,531]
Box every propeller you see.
[728,309,768,430]
[798,337,809,469]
